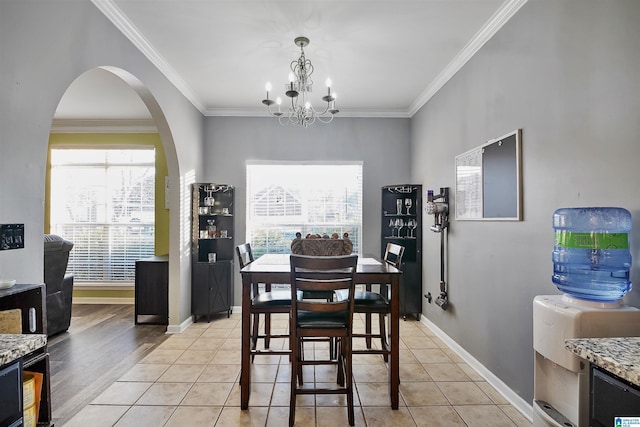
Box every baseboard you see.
[420,316,533,423]
[167,316,193,334]
[73,297,135,305]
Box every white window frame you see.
[49,146,156,286]
[246,161,363,258]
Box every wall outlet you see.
[0,224,25,250]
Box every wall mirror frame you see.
[454,129,522,221]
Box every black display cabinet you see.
[381,185,422,320]
[191,183,234,320]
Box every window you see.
[246,162,362,257]
[49,148,155,284]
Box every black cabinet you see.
[135,255,168,325]
[0,284,52,426]
[590,365,640,426]
[191,183,234,320]
[381,185,422,320]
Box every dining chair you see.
[289,254,358,427]
[351,242,405,362]
[236,243,291,360]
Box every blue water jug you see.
[552,207,632,302]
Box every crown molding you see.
[50,119,158,133]
[91,0,206,114]
[205,107,411,119]
[408,0,528,117]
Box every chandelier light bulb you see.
[326,78,332,88]
[265,82,272,92]
[288,73,295,82]
[276,97,282,105]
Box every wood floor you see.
[47,304,170,426]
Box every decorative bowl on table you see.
[0,279,17,289]
[291,232,353,256]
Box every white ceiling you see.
[54,0,526,121]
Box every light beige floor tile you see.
[252,353,285,364]
[215,406,268,426]
[411,348,452,364]
[499,405,533,426]
[399,349,419,364]
[140,349,184,364]
[362,406,417,427]
[119,363,170,382]
[477,381,510,404]
[409,406,466,426]
[314,382,360,406]
[442,348,465,363]
[402,335,439,349]
[353,363,391,383]
[175,349,217,364]
[454,404,517,426]
[225,382,274,407]
[268,406,314,427]
[209,350,242,364]
[275,363,291,382]
[457,362,484,381]
[437,382,493,405]
[220,338,241,351]
[201,328,233,339]
[399,363,432,382]
[114,405,176,427]
[181,382,234,406]
[270,383,315,407]
[250,363,278,382]
[198,364,241,383]
[157,336,197,350]
[357,382,402,407]
[136,382,193,405]
[91,381,152,405]
[165,405,222,427]
[63,404,129,427]
[316,405,366,427]
[189,337,226,351]
[400,381,449,406]
[157,364,206,382]
[423,363,470,381]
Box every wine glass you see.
[389,218,395,237]
[408,219,417,237]
[396,218,404,238]
[405,198,412,215]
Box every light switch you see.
[0,224,25,250]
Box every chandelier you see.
[262,36,339,127]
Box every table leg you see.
[241,273,252,409]
[389,275,400,409]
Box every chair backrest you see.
[44,234,74,294]
[289,255,358,328]
[383,242,405,268]
[236,243,254,269]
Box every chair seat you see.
[252,290,292,307]
[335,289,389,309]
[298,310,349,329]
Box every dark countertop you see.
[565,337,640,386]
[0,334,47,366]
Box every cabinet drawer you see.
[591,366,640,426]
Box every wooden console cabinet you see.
[134,255,169,325]
[0,283,53,426]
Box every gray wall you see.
[203,116,411,304]
[411,0,640,404]
[0,0,203,326]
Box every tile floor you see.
[63,313,532,426]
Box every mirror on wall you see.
[455,129,522,221]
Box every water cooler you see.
[532,294,640,426]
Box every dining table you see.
[239,253,402,410]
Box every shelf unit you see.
[191,183,234,321]
[381,185,423,320]
[0,283,52,426]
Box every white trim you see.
[166,316,194,334]
[51,119,157,133]
[408,0,528,117]
[73,297,135,305]
[91,0,206,114]
[73,285,134,291]
[420,315,534,423]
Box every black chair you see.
[289,254,358,427]
[236,243,290,360]
[44,234,75,336]
[351,242,404,362]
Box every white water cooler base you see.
[532,295,640,427]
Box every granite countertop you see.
[0,334,47,366]
[565,337,640,387]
